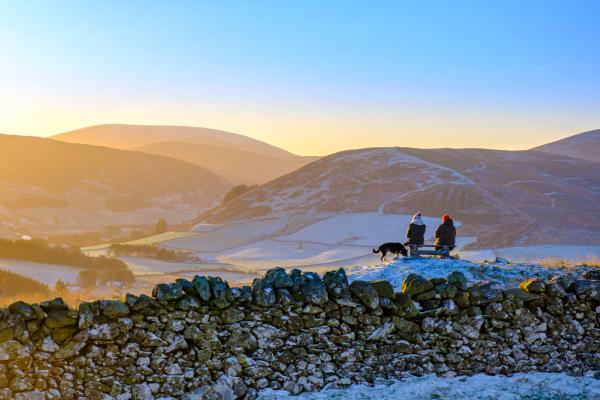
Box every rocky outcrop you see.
[0,268,598,399]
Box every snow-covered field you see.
[346,257,596,289]
[259,373,600,400]
[276,213,440,246]
[79,213,597,274]
[169,213,599,270]
[163,213,472,270]
[0,259,81,286]
[81,231,200,254]
[462,245,600,264]
[214,240,369,269]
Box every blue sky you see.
[1,1,599,155]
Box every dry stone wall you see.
[1,267,599,400]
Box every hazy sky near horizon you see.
[1,1,599,156]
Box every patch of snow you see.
[466,162,487,172]
[259,372,600,400]
[191,223,222,233]
[502,180,546,188]
[543,192,565,208]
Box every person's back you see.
[435,214,456,250]
[406,212,426,245]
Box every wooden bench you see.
[407,244,452,258]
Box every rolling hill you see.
[533,129,600,162]
[199,147,600,249]
[0,134,230,235]
[53,124,291,156]
[134,141,317,185]
[52,124,318,184]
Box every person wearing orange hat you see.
[435,214,456,251]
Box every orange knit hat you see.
[442,214,450,222]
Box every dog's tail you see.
[372,247,380,254]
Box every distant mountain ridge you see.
[52,124,318,184]
[0,134,230,235]
[533,129,600,162]
[53,124,294,157]
[201,146,600,249]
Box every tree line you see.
[109,243,195,262]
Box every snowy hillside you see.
[200,147,600,249]
[533,129,600,162]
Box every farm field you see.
[0,259,82,286]
[82,231,199,250]
[161,213,470,269]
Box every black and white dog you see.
[372,242,408,261]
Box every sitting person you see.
[435,214,456,251]
[406,212,426,246]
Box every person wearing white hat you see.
[406,212,426,246]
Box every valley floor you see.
[258,372,600,400]
[3,212,599,302]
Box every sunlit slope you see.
[533,129,600,162]
[0,134,230,233]
[200,147,600,248]
[53,124,296,157]
[135,141,317,185]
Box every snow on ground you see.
[0,259,81,285]
[462,245,600,264]
[163,213,469,271]
[259,373,600,400]
[81,232,199,253]
[277,213,439,246]
[346,257,596,289]
[191,223,222,232]
[171,218,292,252]
[213,240,369,269]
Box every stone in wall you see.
[0,267,598,399]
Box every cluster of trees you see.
[109,243,194,262]
[222,184,257,204]
[129,218,168,239]
[0,239,134,287]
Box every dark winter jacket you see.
[435,219,456,247]
[406,223,426,245]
